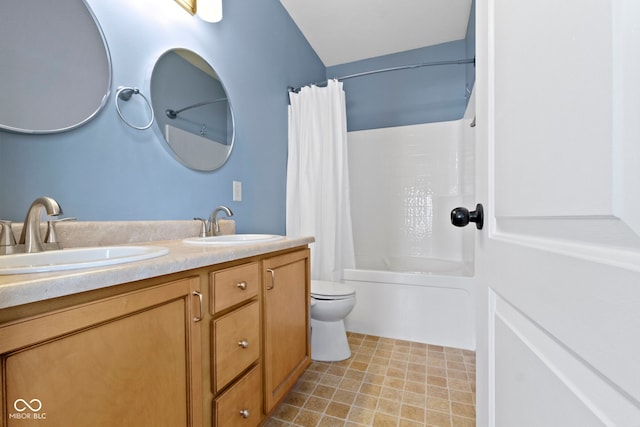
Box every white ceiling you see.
[279,0,473,67]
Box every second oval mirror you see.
[150,49,235,171]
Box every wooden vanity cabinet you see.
[262,248,311,413]
[0,276,203,427]
[0,244,311,427]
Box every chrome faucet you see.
[18,197,62,253]
[209,206,233,236]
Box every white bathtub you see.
[343,258,476,350]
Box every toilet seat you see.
[311,280,355,300]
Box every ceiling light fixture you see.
[197,0,223,23]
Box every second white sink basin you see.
[183,234,284,246]
[0,245,169,275]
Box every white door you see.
[474,1,640,426]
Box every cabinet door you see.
[0,277,203,427]
[263,249,311,412]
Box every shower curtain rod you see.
[288,57,475,93]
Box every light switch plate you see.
[233,181,242,201]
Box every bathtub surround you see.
[287,80,355,281]
[343,91,476,350]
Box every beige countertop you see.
[0,220,313,310]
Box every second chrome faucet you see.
[195,205,234,237]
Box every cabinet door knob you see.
[239,409,250,418]
[236,281,247,290]
[238,340,249,349]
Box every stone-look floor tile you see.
[400,404,425,423]
[264,418,291,427]
[318,415,346,427]
[402,391,426,408]
[294,409,322,427]
[286,391,309,407]
[347,406,375,425]
[360,382,382,397]
[305,396,330,413]
[405,380,426,395]
[427,397,451,413]
[452,415,475,427]
[266,335,475,427]
[345,369,366,382]
[363,372,385,386]
[426,410,452,427]
[295,380,319,395]
[273,403,300,422]
[339,378,362,392]
[380,386,403,401]
[320,374,343,387]
[353,392,378,410]
[372,413,399,427]
[451,401,475,418]
[325,402,351,420]
[427,385,450,400]
[382,376,405,390]
[377,398,401,417]
[333,389,356,405]
[400,419,425,427]
[313,385,337,399]
[427,375,448,388]
[449,390,474,405]
[327,365,347,377]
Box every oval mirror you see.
[150,49,235,172]
[0,0,111,134]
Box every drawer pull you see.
[236,281,247,290]
[238,340,249,349]
[266,268,275,290]
[239,409,250,419]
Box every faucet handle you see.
[45,217,76,245]
[194,218,208,238]
[0,220,17,247]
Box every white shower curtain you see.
[286,79,355,281]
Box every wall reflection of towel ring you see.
[115,86,154,130]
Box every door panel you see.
[494,291,640,426]
[475,0,640,425]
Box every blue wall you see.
[0,0,324,234]
[0,0,475,232]
[326,1,476,132]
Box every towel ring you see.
[115,86,154,130]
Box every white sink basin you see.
[0,246,169,275]
[183,234,284,246]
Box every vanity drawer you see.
[213,300,260,392]
[210,262,259,314]
[213,364,262,427]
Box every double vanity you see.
[0,221,313,427]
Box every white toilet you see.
[310,280,356,362]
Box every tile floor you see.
[264,332,476,427]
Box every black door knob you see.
[451,203,484,230]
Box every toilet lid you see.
[311,280,355,298]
